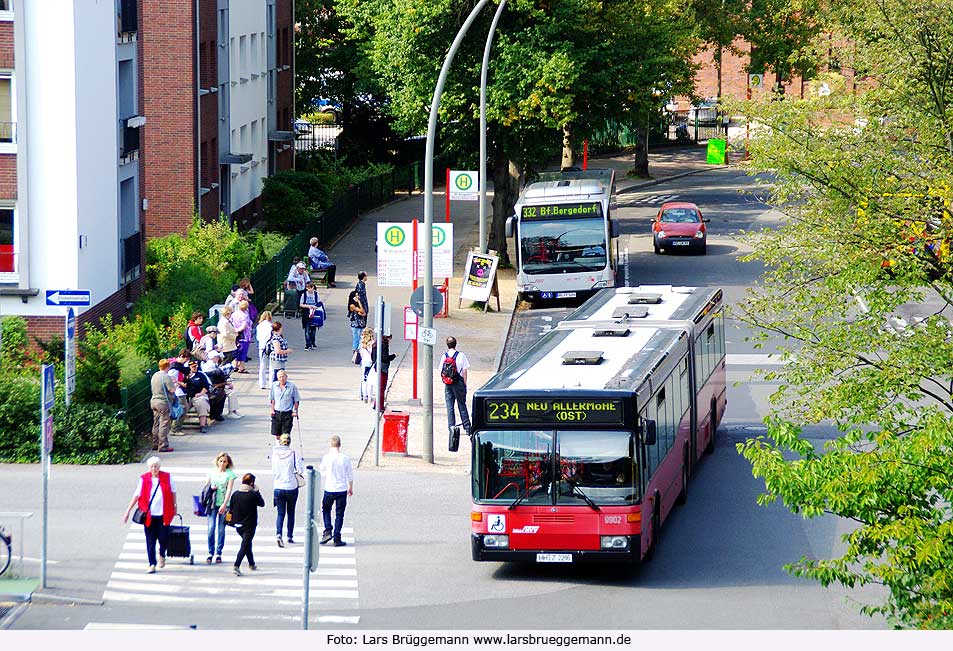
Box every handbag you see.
[224,508,235,527]
[169,397,184,421]
[192,494,207,517]
[191,342,208,362]
[132,483,160,524]
[351,350,361,366]
[295,472,306,488]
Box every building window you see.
[0,206,15,275]
[118,0,138,34]
[0,73,15,144]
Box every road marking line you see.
[108,571,358,587]
[725,353,791,366]
[120,541,355,554]
[103,589,359,604]
[84,623,193,630]
[107,578,358,592]
[317,615,361,624]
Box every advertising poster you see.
[459,251,499,303]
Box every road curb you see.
[30,591,104,606]
[0,601,28,630]
[617,165,729,195]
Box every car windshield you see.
[519,218,607,274]
[556,431,639,505]
[473,430,554,504]
[660,208,700,224]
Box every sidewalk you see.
[156,145,716,479]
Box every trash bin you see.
[706,138,727,165]
[382,411,409,455]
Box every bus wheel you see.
[705,397,717,454]
[643,494,661,562]
[676,458,688,505]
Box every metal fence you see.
[588,113,729,154]
[122,161,426,442]
[294,124,341,156]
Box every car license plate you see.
[536,553,573,563]
[673,241,690,246]
[540,292,554,299]
[556,292,577,298]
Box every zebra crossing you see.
[617,192,679,207]
[96,466,360,628]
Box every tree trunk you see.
[489,150,521,268]
[631,128,649,178]
[561,124,574,170]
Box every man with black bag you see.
[440,336,471,452]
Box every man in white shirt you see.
[318,435,353,546]
[440,336,471,436]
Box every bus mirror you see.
[505,216,515,238]
[610,221,620,238]
[642,420,657,446]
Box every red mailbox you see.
[382,411,409,455]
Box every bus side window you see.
[643,399,657,477]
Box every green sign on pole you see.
[706,138,727,165]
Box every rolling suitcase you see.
[167,514,194,565]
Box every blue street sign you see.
[41,363,55,411]
[45,289,91,307]
[67,307,75,339]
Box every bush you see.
[0,374,42,462]
[262,178,312,234]
[74,325,122,407]
[0,315,29,369]
[52,401,135,464]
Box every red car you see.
[653,202,709,254]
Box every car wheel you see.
[698,241,707,255]
[653,242,660,255]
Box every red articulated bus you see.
[470,285,726,564]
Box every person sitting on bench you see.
[307,237,337,287]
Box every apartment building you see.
[0,0,145,339]
[0,0,293,342]
[147,0,295,236]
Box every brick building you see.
[0,0,294,349]
[145,0,296,237]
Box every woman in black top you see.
[228,473,265,576]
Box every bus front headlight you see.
[592,280,610,289]
[600,536,628,549]
[519,284,538,293]
[483,535,509,548]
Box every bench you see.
[309,268,330,288]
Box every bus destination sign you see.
[485,399,623,425]
[521,202,603,221]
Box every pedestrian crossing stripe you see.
[84,614,361,629]
[104,524,360,624]
[618,193,679,206]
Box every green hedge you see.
[0,373,134,464]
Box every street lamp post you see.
[422,0,492,463]
[479,0,506,255]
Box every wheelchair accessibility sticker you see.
[487,514,506,533]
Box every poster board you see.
[459,250,500,303]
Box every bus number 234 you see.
[488,402,520,421]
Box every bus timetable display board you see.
[521,202,603,220]
[485,398,623,424]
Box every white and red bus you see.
[470,285,726,563]
[506,169,619,302]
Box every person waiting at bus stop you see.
[270,370,301,440]
[440,336,471,436]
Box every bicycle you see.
[0,526,11,577]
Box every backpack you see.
[441,351,460,385]
[264,334,274,357]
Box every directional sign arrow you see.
[46,290,91,307]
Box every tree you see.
[338,0,697,264]
[295,0,402,165]
[741,0,823,93]
[691,0,748,99]
[733,0,953,628]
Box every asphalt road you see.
[3,167,888,630]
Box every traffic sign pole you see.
[412,221,419,401]
[40,363,54,589]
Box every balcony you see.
[118,0,138,35]
[0,121,15,144]
[121,232,141,283]
[119,117,143,161]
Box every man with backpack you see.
[440,336,471,437]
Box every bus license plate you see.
[540,292,554,299]
[673,241,690,246]
[556,292,577,298]
[536,553,572,563]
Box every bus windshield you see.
[519,218,607,275]
[474,430,553,504]
[474,429,639,506]
[557,431,639,505]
